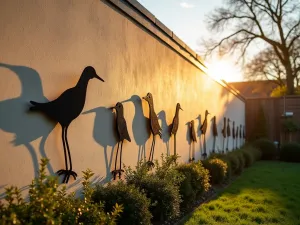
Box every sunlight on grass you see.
[181,161,300,225]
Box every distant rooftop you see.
[228,80,283,98]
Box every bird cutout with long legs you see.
[142,93,162,168]
[211,116,218,153]
[236,126,239,149]
[200,110,210,159]
[232,121,236,150]
[29,66,104,183]
[111,102,131,180]
[189,120,197,162]
[239,124,242,148]
[221,117,227,154]
[226,118,231,152]
[170,103,183,155]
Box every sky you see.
[136,0,245,82]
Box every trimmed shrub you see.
[0,159,122,225]
[229,151,245,174]
[239,149,254,167]
[280,142,300,162]
[175,162,211,207]
[92,181,152,225]
[253,138,277,160]
[243,145,262,161]
[209,153,232,180]
[125,160,182,222]
[201,158,228,185]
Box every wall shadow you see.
[122,95,150,163]
[185,122,193,161]
[157,110,171,156]
[83,107,118,183]
[0,63,56,178]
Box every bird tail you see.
[29,101,43,111]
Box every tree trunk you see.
[286,65,295,95]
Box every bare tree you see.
[203,0,300,94]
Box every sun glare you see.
[207,59,243,82]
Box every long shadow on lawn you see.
[180,161,300,225]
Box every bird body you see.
[200,110,210,135]
[226,118,231,137]
[112,102,131,180]
[191,120,197,142]
[143,93,161,136]
[212,116,218,137]
[171,103,183,135]
[114,103,131,142]
[143,93,161,167]
[29,66,104,183]
[222,117,227,138]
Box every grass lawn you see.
[180,161,300,225]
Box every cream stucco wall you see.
[0,0,245,193]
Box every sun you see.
[206,59,243,82]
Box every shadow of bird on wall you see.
[122,95,150,163]
[157,110,172,156]
[83,107,118,184]
[0,62,56,177]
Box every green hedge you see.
[253,138,277,160]
[280,142,300,162]
[202,158,228,185]
[0,159,122,225]
[92,181,152,225]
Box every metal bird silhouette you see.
[212,116,218,153]
[170,103,183,155]
[29,66,104,183]
[226,118,231,152]
[142,93,162,168]
[221,117,226,153]
[189,120,197,162]
[111,102,131,180]
[200,110,210,158]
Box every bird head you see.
[191,120,194,126]
[205,110,210,116]
[227,118,231,122]
[111,102,124,112]
[82,66,104,82]
[176,103,183,111]
[142,92,153,103]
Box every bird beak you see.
[180,107,183,111]
[110,106,115,110]
[142,96,146,100]
[95,74,105,82]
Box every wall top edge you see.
[106,0,246,102]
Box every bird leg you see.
[118,141,124,179]
[57,127,69,182]
[57,126,77,184]
[174,134,176,156]
[222,137,225,154]
[202,135,207,159]
[226,136,229,152]
[112,142,120,180]
[65,126,77,183]
[147,135,155,169]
